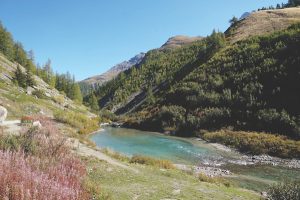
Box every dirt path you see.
[0,120,21,135]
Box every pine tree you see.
[0,22,14,60]
[72,83,83,104]
[88,92,99,111]
[288,0,300,6]
[13,42,28,68]
[25,69,35,87]
[229,16,238,26]
[14,66,26,88]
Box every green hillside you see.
[95,23,300,140]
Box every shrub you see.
[54,110,99,135]
[32,89,49,99]
[155,105,186,130]
[0,150,89,200]
[198,173,216,183]
[0,117,91,199]
[257,109,299,138]
[267,181,300,200]
[0,135,20,151]
[130,155,175,169]
[198,173,232,187]
[203,130,300,158]
[52,95,65,105]
[21,115,34,124]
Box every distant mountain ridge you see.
[160,35,203,49]
[80,53,145,87]
[80,35,204,87]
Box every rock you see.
[45,92,51,97]
[172,189,181,195]
[26,87,34,95]
[32,121,42,129]
[261,191,268,198]
[0,106,8,124]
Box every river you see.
[90,127,300,191]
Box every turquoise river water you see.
[90,127,300,191]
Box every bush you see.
[0,117,90,199]
[156,105,186,130]
[257,109,299,138]
[32,89,49,99]
[267,181,300,200]
[0,150,89,200]
[54,111,99,135]
[203,130,300,158]
[130,155,175,169]
[198,173,232,187]
[192,107,231,129]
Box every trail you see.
[0,120,21,135]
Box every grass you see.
[130,155,175,169]
[203,130,300,158]
[101,148,130,162]
[198,173,232,187]
[83,157,260,200]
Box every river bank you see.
[203,140,300,169]
[120,123,300,169]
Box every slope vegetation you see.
[226,7,300,43]
[94,8,300,142]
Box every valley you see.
[1,1,300,200]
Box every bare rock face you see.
[0,106,8,123]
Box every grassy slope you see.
[226,7,300,43]
[0,53,91,120]
[85,158,259,200]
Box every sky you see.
[0,0,287,81]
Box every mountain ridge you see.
[80,53,145,87]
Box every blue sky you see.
[0,0,287,81]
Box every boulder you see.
[0,106,8,123]
[32,121,42,129]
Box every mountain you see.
[92,7,300,139]
[226,7,300,43]
[160,35,203,49]
[80,53,145,87]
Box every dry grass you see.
[227,7,300,43]
[203,130,300,158]
[130,155,175,169]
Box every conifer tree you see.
[72,83,83,104]
[14,66,26,88]
[25,69,35,87]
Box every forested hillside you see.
[0,22,83,103]
[135,24,300,138]
[93,9,300,139]
[94,31,224,113]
